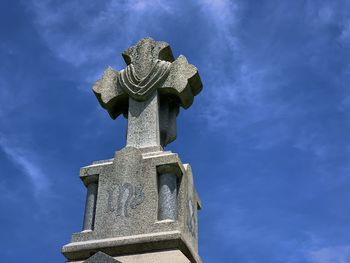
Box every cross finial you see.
[93,37,202,149]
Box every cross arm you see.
[92,67,128,119]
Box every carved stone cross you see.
[93,37,202,149]
[63,37,203,263]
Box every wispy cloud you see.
[198,0,350,155]
[25,0,350,155]
[339,20,350,44]
[196,0,241,51]
[28,0,175,67]
[0,136,49,193]
[194,2,295,133]
[208,198,312,262]
[294,131,329,159]
[0,76,49,195]
[307,245,350,263]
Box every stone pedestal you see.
[62,147,201,263]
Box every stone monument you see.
[62,37,203,263]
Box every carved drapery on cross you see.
[93,37,202,147]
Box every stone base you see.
[62,230,201,263]
[68,250,190,263]
[63,147,201,263]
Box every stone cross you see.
[62,38,203,263]
[93,37,202,149]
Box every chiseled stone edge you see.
[83,251,121,263]
[114,249,190,263]
[68,249,190,263]
[62,230,201,263]
[184,164,202,210]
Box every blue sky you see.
[0,0,350,262]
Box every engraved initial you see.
[106,183,145,217]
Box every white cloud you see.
[0,78,51,195]
[28,0,249,129]
[199,56,289,138]
[0,136,49,193]
[26,0,349,153]
[317,4,335,24]
[339,20,350,45]
[307,245,350,263]
[340,95,350,114]
[196,0,241,51]
[28,0,176,67]
[294,131,329,159]
[193,2,294,135]
[28,0,242,67]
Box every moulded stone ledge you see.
[62,230,201,263]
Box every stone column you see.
[157,165,182,220]
[82,175,98,231]
[126,91,161,149]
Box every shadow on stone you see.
[84,251,122,263]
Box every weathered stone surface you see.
[115,249,190,263]
[82,177,98,231]
[92,68,127,119]
[158,173,177,221]
[157,164,182,221]
[160,55,202,109]
[93,37,202,119]
[63,37,203,263]
[126,92,160,148]
[84,252,121,263]
[69,249,190,263]
[63,148,201,263]
[92,37,202,148]
[159,96,178,146]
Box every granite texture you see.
[69,250,190,263]
[115,249,190,263]
[93,37,202,117]
[82,180,98,231]
[158,173,177,220]
[159,96,178,146]
[92,37,202,148]
[63,148,201,263]
[126,92,160,148]
[84,252,121,263]
[63,37,203,263]
[157,164,182,221]
[115,250,190,263]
